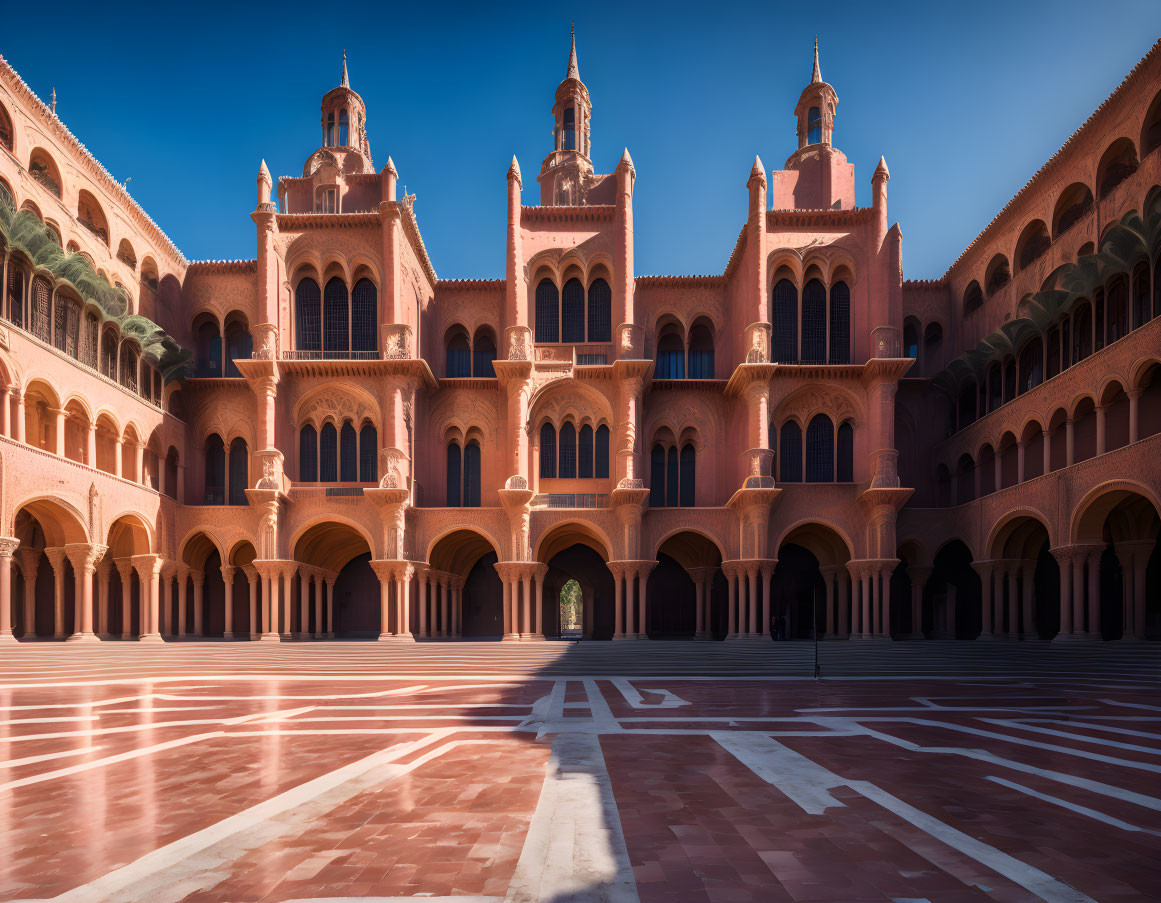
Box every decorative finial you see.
[566,23,580,81]
[811,36,822,84]
[508,155,522,184]
[874,156,890,181]
[750,155,765,180]
[341,50,349,88]
[50,87,56,114]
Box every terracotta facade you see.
[1,37,1159,645]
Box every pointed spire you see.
[341,50,349,88]
[750,155,765,179]
[565,23,581,81]
[874,156,890,181]
[258,158,271,182]
[508,155,522,182]
[811,36,822,84]
[618,147,634,172]
[384,156,398,177]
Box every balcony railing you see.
[532,493,607,509]
[281,350,381,361]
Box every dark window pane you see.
[535,280,559,343]
[665,446,679,507]
[351,278,377,352]
[464,441,481,507]
[359,424,377,482]
[295,279,321,351]
[562,278,585,343]
[320,423,338,482]
[340,421,357,481]
[801,279,826,363]
[656,331,685,379]
[587,279,611,342]
[595,425,610,478]
[323,278,349,354]
[772,279,797,362]
[679,444,695,506]
[447,442,461,506]
[445,332,470,377]
[780,421,802,482]
[688,324,715,378]
[559,422,577,478]
[539,423,556,479]
[837,422,854,482]
[829,281,850,363]
[228,438,248,505]
[649,444,666,507]
[204,435,225,505]
[578,425,594,478]
[299,425,318,482]
[805,415,833,482]
[472,332,496,377]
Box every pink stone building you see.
[0,37,1159,644]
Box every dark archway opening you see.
[924,540,982,639]
[645,553,696,638]
[332,552,379,637]
[462,551,503,638]
[543,544,614,640]
[772,543,823,639]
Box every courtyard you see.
[0,641,1157,901]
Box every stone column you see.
[1051,548,1072,637]
[501,573,511,636]
[97,558,111,636]
[0,538,18,643]
[860,571,871,640]
[847,563,861,636]
[192,572,205,636]
[1071,550,1085,636]
[86,423,97,468]
[1041,429,1051,475]
[43,547,67,639]
[1016,441,1025,483]
[637,562,654,639]
[534,565,546,638]
[1128,387,1142,444]
[18,548,40,638]
[245,567,258,638]
[975,561,993,638]
[298,571,310,639]
[221,566,235,638]
[1086,547,1101,638]
[760,562,774,640]
[325,575,335,637]
[1095,404,1107,456]
[907,567,930,639]
[372,561,393,638]
[66,543,104,642]
[313,573,324,639]
[690,570,706,638]
[0,389,10,439]
[747,564,758,636]
[114,559,133,639]
[440,575,450,638]
[134,442,145,485]
[176,568,188,637]
[624,566,637,637]
[1021,561,1036,640]
[1065,418,1074,466]
[838,569,851,636]
[611,562,624,639]
[52,408,65,457]
[520,570,532,638]
[725,565,737,638]
[417,569,428,638]
[395,565,413,639]
[132,555,163,642]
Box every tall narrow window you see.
[445,330,470,377]
[472,330,496,377]
[801,279,826,363]
[779,421,802,482]
[559,422,577,478]
[1107,278,1128,344]
[82,312,99,368]
[228,438,248,505]
[903,320,919,360]
[807,106,822,144]
[649,444,666,507]
[679,444,695,506]
[587,279,611,342]
[120,346,138,392]
[1133,265,1151,327]
[326,112,335,146]
[338,109,349,146]
[829,281,850,363]
[359,423,377,482]
[805,415,834,482]
[1073,303,1092,362]
[535,280,559,343]
[446,442,462,506]
[31,276,50,342]
[340,421,357,481]
[562,278,585,343]
[578,424,594,478]
[688,322,715,378]
[837,422,854,482]
[464,441,481,507]
[595,425,610,478]
[351,279,377,352]
[771,279,797,362]
[204,435,225,505]
[323,278,349,355]
[656,330,685,379]
[1046,327,1061,379]
[101,331,117,379]
[665,447,679,507]
[563,107,576,151]
[5,265,24,329]
[539,423,557,479]
[195,321,222,377]
[1003,360,1016,403]
[299,425,318,481]
[1018,339,1043,394]
[319,423,338,482]
[296,279,321,352]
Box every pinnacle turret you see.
[565,23,581,81]
[341,51,349,88]
[811,37,822,84]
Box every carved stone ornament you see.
[508,328,530,361]
[506,475,528,491]
[746,327,768,364]
[256,458,280,490]
[255,331,277,360]
[617,477,644,490]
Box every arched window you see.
[1018,339,1043,394]
[464,440,481,507]
[829,281,850,363]
[649,444,666,507]
[1074,301,1093,363]
[1053,183,1094,238]
[656,328,685,379]
[165,449,179,499]
[1133,264,1151,328]
[559,421,577,478]
[31,275,51,342]
[472,329,496,377]
[323,278,349,355]
[445,329,471,377]
[351,278,377,352]
[326,112,335,146]
[771,279,797,362]
[688,321,715,378]
[563,107,576,151]
[666,447,679,507]
[101,330,118,378]
[539,423,557,479]
[295,279,321,351]
[54,294,81,359]
[1046,326,1061,379]
[204,434,225,505]
[1097,139,1138,199]
[120,345,138,392]
[5,263,24,329]
[801,279,826,363]
[319,423,338,482]
[1003,359,1017,403]
[1106,277,1128,344]
[338,109,349,146]
[587,279,611,342]
[562,278,585,343]
[963,281,983,316]
[228,438,248,505]
[805,414,834,482]
[807,106,822,145]
[224,320,252,377]
[195,319,222,376]
[679,444,695,506]
[903,319,919,360]
[359,423,377,482]
[82,312,99,368]
[299,425,318,481]
[446,442,462,506]
[535,279,559,343]
[595,425,610,478]
[837,422,854,482]
[578,424,594,478]
[0,103,11,152]
[779,421,802,482]
[340,421,357,481]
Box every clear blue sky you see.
[4,1,1158,279]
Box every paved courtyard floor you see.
[0,641,1158,902]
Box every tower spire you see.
[811,36,821,84]
[341,50,349,88]
[566,23,580,81]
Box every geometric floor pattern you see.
[1,642,1159,902]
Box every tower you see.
[312,52,374,175]
[538,26,594,205]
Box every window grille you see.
[587,279,611,342]
[326,112,335,146]
[562,279,585,343]
[338,109,349,146]
[351,279,377,352]
[340,421,357,481]
[1046,327,1061,379]
[563,107,576,151]
[805,415,834,482]
[6,266,24,329]
[780,421,802,482]
[31,276,51,342]
[1019,340,1043,393]
[1107,279,1128,344]
[578,425,594,478]
[204,435,225,505]
[771,279,797,362]
[801,280,826,363]
[649,444,666,507]
[688,325,714,378]
[987,364,1001,413]
[577,353,607,365]
[323,278,349,355]
[446,442,462,506]
[359,424,377,483]
[656,332,684,378]
[595,425,610,478]
[559,422,577,478]
[1073,305,1091,361]
[101,332,117,378]
[319,423,338,482]
[535,280,559,343]
[1133,266,1151,327]
[445,333,471,377]
[679,444,695,506]
[82,313,99,368]
[837,422,854,482]
[1003,361,1016,402]
[120,346,138,392]
[539,423,557,478]
[296,279,321,351]
[665,447,679,507]
[464,441,481,507]
[299,425,318,481]
[225,327,252,377]
[829,281,850,363]
[228,439,248,505]
[807,106,822,144]
[472,333,496,376]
